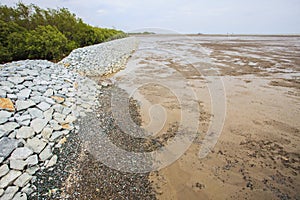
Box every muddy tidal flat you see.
[112,35,300,200]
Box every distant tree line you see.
[0,3,127,63]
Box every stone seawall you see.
[59,37,138,76]
[0,37,138,199]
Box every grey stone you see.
[30,118,48,133]
[21,184,34,195]
[0,138,18,159]
[0,186,19,200]
[14,173,32,187]
[15,100,35,111]
[46,155,57,168]
[6,94,17,100]
[0,165,9,178]
[53,113,65,124]
[0,170,21,188]
[49,120,62,131]
[39,145,52,161]
[7,76,25,84]
[17,88,31,99]
[43,108,53,121]
[28,108,43,119]
[19,120,31,126]
[25,155,38,166]
[12,192,27,200]
[41,127,52,140]
[50,131,63,141]
[44,98,55,105]
[0,123,19,135]
[0,188,3,197]
[9,159,27,170]
[10,147,33,160]
[0,89,6,98]
[16,127,35,139]
[26,166,39,175]
[26,138,46,153]
[65,115,76,123]
[44,89,54,97]
[15,115,31,123]
[0,111,12,124]
[36,102,51,111]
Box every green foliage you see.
[0,3,127,63]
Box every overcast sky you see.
[1,0,300,34]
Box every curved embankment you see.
[0,37,138,199]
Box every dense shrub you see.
[0,3,127,63]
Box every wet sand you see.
[113,35,300,199]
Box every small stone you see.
[15,100,35,111]
[14,173,32,187]
[64,115,76,123]
[30,118,48,133]
[26,138,46,153]
[12,192,27,200]
[43,108,53,121]
[49,120,62,131]
[6,94,17,100]
[50,131,63,141]
[10,147,33,160]
[44,89,54,97]
[9,159,27,170]
[26,166,39,175]
[46,155,57,168]
[0,170,21,188]
[1,122,19,134]
[7,76,24,84]
[0,138,18,159]
[15,115,31,123]
[0,186,19,200]
[0,188,3,196]
[36,102,51,111]
[39,145,52,161]
[16,127,35,139]
[0,164,9,178]
[25,155,38,166]
[61,123,71,130]
[0,111,12,124]
[53,113,65,124]
[17,88,31,99]
[41,127,53,139]
[0,98,15,112]
[51,96,65,104]
[21,184,34,195]
[28,108,44,119]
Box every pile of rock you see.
[59,37,138,76]
[0,60,100,199]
